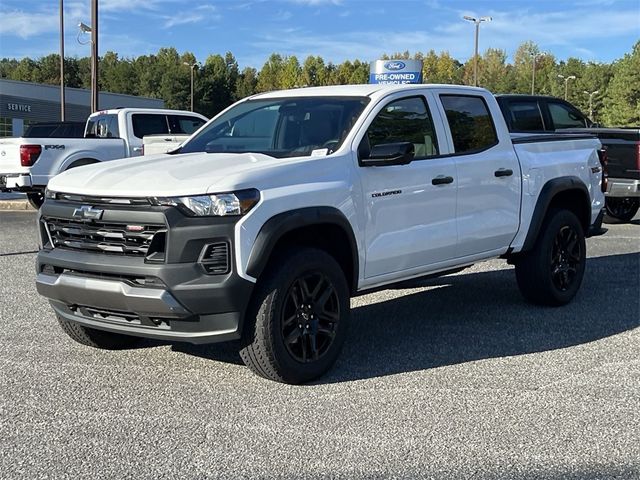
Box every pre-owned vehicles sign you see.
[369,59,423,84]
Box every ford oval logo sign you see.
[385,61,406,71]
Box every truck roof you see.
[251,84,489,101]
[88,108,206,118]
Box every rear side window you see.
[169,115,206,135]
[440,95,498,154]
[85,114,120,138]
[132,114,169,138]
[507,101,545,131]
[548,102,588,129]
[365,96,439,159]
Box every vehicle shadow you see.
[175,253,639,381]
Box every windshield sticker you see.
[311,148,329,157]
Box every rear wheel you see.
[57,314,141,350]
[239,247,350,384]
[604,197,639,223]
[27,191,44,209]
[515,209,586,306]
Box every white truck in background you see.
[0,108,206,207]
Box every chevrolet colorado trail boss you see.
[0,108,206,208]
[36,85,605,383]
[496,94,640,222]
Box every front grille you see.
[53,193,152,206]
[44,217,165,256]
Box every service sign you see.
[369,59,423,84]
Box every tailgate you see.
[0,139,22,172]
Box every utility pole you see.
[558,74,576,100]
[90,0,98,113]
[59,0,65,120]
[463,16,491,87]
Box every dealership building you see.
[0,79,164,137]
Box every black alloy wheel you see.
[550,225,583,292]
[27,191,45,209]
[239,247,350,384]
[281,272,340,363]
[515,208,586,306]
[604,197,640,223]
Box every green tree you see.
[235,67,258,100]
[280,56,301,89]
[257,53,284,92]
[602,41,640,126]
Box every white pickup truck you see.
[36,84,606,383]
[0,108,206,207]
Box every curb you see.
[0,200,34,211]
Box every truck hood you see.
[48,152,290,197]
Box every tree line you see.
[1,40,638,126]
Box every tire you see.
[515,209,586,306]
[604,197,639,223]
[239,247,350,384]
[27,191,44,209]
[57,314,141,350]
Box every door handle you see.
[132,147,143,152]
[494,168,513,177]
[432,175,454,185]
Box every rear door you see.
[357,93,458,279]
[434,91,521,258]
[129,113,170,157]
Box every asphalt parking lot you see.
[0,210,638,479]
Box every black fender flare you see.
[246,207,359,290]
[522,176,591,252]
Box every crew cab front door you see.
[357,94,458,280]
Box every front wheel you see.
[27,191,44,209]
[239,247,350,384]
[604,197,640,223]
[57,314,141,350]
[515,209,586,306]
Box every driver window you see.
[364,96,439,159]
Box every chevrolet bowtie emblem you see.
[72,205,104,220]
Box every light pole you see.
[558,74,576,100]
[59,0,65,121]
[78,1,99,112]
[90,0,98,113]
[463,15,492,87]
[183,62,198,112]
[584,90,599,119]
[530,52,546,95]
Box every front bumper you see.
[36,198,254,344]
[606,178,640,198]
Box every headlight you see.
[154,189,260,217]
[44,188,56,199]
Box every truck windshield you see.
[179,96,370,158]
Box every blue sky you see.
[0,0,638,68]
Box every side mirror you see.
[360,142,415,167]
